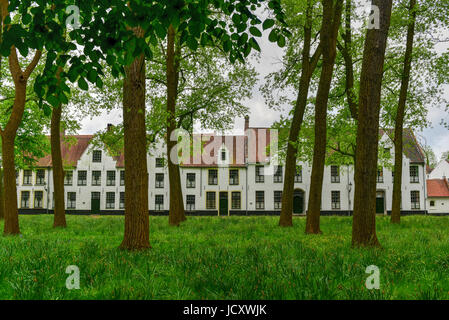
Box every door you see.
[293,189,304,214]
[219,192,228,216]
[91,192,101,214]
[376,191,385,214]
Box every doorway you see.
[91,192,101,214]
[219,192,228,216]
[293,189,304,214]
[376,191,385,214]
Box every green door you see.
[376,196,384,214]
[219,192,228,216]
[293,190,304,214]
[91,192,100,214]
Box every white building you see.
[15,118,429,216]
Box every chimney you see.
[244,116,249,161]
[107,123,114,132]
[244,115,250,132]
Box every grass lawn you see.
[0,215,448,300]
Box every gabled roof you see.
[427,179,449,198]
[380,128,425,164]
[36,135,93,168]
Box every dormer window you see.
[92,150,102,163]
[221,150,226,161]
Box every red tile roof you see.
[427,179,449,198]
[36,135,93,168]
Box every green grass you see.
[0,215,449,299]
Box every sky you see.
[79,3,449,161]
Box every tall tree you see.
[0,46,42,235]
[166,25,186,226]
[352,0,393,247]
[305,0,343,234]
[278,0,322,227]
[51,67,67,228]
[391,0,416,224]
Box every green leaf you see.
[277,35,286,48]
[87,68,98,83]
[268,29,278,43]
[249,26,262,37]
[22,13,32,25]
[262,19,275,30]
[78,77,89,91]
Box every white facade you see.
[15,124,428,215]
[429,159,449,180]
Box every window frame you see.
[67,192,76,209]
[36,170,45,185]
[330,166,340,183]
[186,173,196,188]
[231,191,241,210]
[255,165,264,183]
[23,170,32,185]
[206,192,216,210]
[92,170,102,186]
[411,191,420,210]
[273,166,283,183]
[186,195,195,211]
[274,191,282,210]
[331,191,341,210]
[229,169,239,185]
[106,171,116,186]
[410,165,419,183]
[34,191,44,208]
[155,194,164,211]
[64,170,73,186]
[208,169,218,185]
[106,192,115,209]
[92,150,102,163]
[155,173,164,188]
[255,191,265,210]
[78,171,87,186]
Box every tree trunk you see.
[0,166,4,220]
[1,134,19,234]
[120,51,150,250]
[352,0,393,247]
[0,18,41,236]
[391,0,416,224]
[51,103,66,228]
[279,0,321,227]
[305,0,343,234]
[166,25,186,226]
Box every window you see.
[221,150,226,161]
[331,166,340,183]
[208,169,218,185]
[377,168,384,183]
[256,191,265,209]
[295,166,302,183]
[274,191,282,210]
[155,173,164,188]
[411,191,420,209]
[229,169,239,185]
[92,171,102,186]
[106,192,115,209]
[430,200,435,207]
[106,171,116,186]
[231,192,241,210]
[186,195,195,211]
[78,171,87,186]
[34,191,43,208]
[23,170,32,185]
[255,165,264,183]
[64,171,73,186]
[120,170,125,186]
[274,166,283,183]
[92,150,102,163]
[206,192,216,210]
[67,192,76,209]
[410,166,419,183]
[120,192,125,209]
[186,173,196,188]
[36,170,45,185]
[155,195,164,211]
[331,191,341,210]
[155,158,164,168]
[21,191,30,208]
